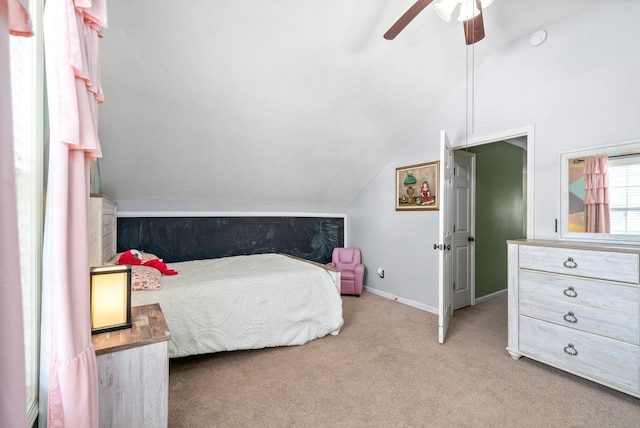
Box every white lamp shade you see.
[90,265,132,334]
[457,1,479,21]
[434,0,459,22]
[457,0,494,21]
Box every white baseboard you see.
[363,286,438,315]
[363,286,507,313]
[474,288,507,304]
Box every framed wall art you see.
[395,161,439,211]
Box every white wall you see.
[114,198,346,216]
[347,0,640,310]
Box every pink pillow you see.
[107,252,162,291]
[130,265,162,291]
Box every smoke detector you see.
[530,30,547,47]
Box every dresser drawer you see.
[519,271,640,344]
[519,316,639,391]
[519,245,639,284]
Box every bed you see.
[90,197,344,358]
[129,253,343,358]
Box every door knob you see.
[468,237,475,242]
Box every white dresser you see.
[93,304,171,428]
[89,195,117,267]
[507,239,640,398]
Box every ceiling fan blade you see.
[463,0,485,45]
[384,0,435,40]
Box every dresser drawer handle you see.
[563,257,578,269]
[564,343,578,356]
[563,286,578,298]
[563,311,578,323]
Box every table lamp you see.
[90,265,132,334]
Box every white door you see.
[452,150,475,310]
[438,130,454,344]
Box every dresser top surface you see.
[508,239,640,254]
[92,303,170,355]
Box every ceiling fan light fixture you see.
[434,0,460,22]
[384,0,493,41]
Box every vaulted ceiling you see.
[98,0,601,210]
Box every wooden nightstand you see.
[92,303,171,428]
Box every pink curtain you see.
[42,0,106,426]
[584,155,610,233]
[0,1,32,427]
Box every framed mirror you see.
[560,139,640,244]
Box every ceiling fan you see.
[384,0,494,45]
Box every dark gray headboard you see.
[117,216,345,264]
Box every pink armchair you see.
[327,247,364,296]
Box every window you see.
[10,0,44,425]
[608,155,640,235]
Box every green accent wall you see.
[466,142,526,298]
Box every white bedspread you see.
[131,253,343,358]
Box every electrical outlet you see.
[377,267,384,278]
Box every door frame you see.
[450,125,535,240]
[438,125,534,343]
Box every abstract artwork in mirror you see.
[560,139,640,244]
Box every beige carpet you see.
[167,291,640,427]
